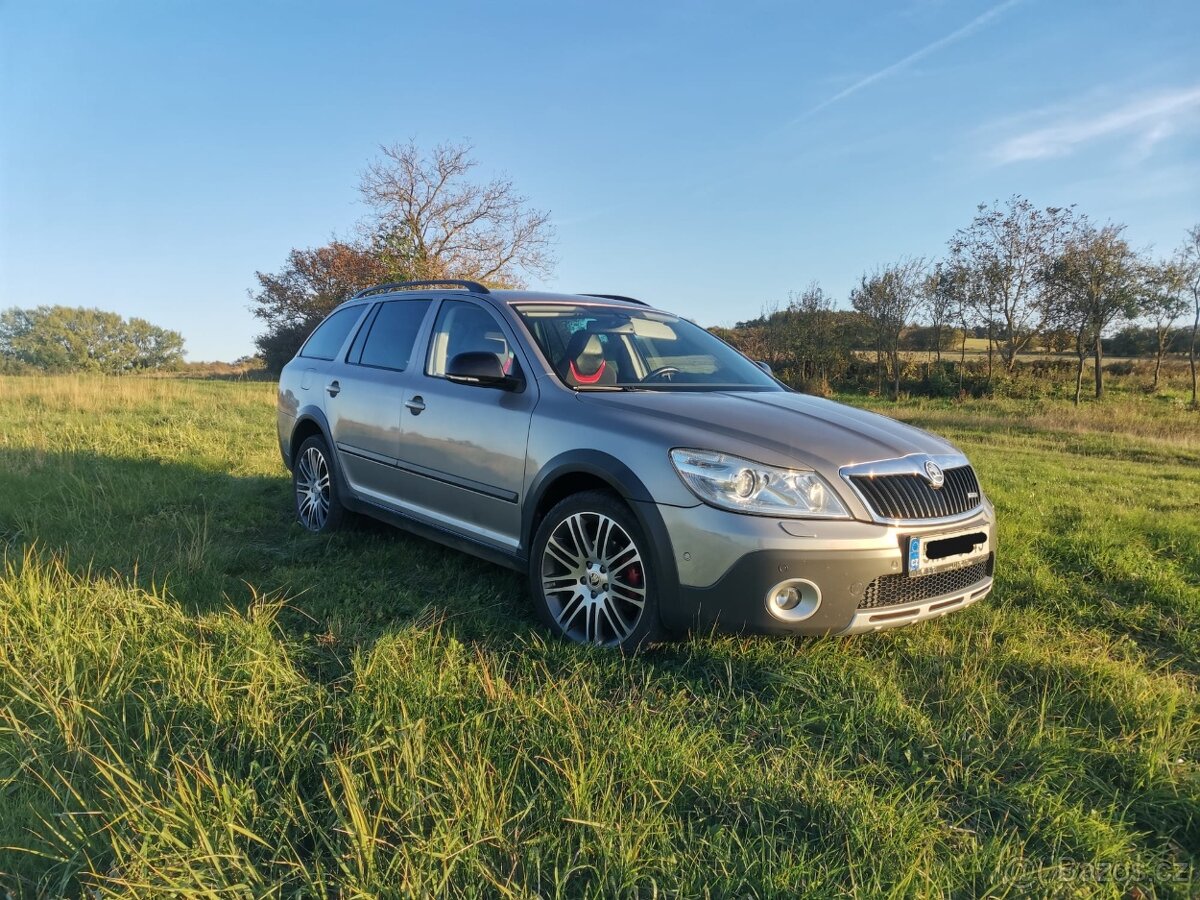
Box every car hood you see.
[576,390,962,475]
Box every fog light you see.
[773,586,802,610]
[765,578,821,622]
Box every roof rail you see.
[581,293,648,307]
[352,279,489,299]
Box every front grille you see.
[858,557,992,610]
[850,465,981,520]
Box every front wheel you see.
[529,491,664,650]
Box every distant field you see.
[0,375,1197,897]
[875,343,1195,364]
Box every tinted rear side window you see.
[357,300,432,371]
[299,306,365,360]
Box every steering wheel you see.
[644,365,681,382]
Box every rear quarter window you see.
[299,306,366,361]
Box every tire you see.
[292,434,346,533]
[529,490,665,650]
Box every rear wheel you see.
[529,491,664,650]
[293,435,345,533]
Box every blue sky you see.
[2,0,1198,361]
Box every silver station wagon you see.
[277,280,996,648]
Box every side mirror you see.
[755,360,773,375]
[446,351,520,390]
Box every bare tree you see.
[851,258,927,400]
[1045,221,1141,401]
[1178,224,1200,407]
[927,262,983,394]
[948,196,1073,374]
[360,141,555,287]
[922,263,958,364]
[1042,270,1094,406]
[1139,259,1189,391]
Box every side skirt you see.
[343,493,526,573]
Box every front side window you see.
[515,304,780,391]
[354,299,432,371]
[426,300,515,377]
[299,305,366,361]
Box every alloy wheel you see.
[540,511,647,646]
[296,445,331,531]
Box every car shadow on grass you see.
[0,446,859,687]
[0,446,535,642]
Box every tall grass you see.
[0,375,1197,897]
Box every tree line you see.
[0,306,185,374]
[714,199,1200,406]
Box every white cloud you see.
[990,85,1200,164]
[798,0,1023,119]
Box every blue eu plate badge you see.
[908,537,921,574]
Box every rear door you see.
[289,302,371,445]
[393,298,538,550]
[325,297,434,501]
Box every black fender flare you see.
[287,406,333,464]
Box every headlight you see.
[669,449,850,518]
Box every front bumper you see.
[655,500,996,636]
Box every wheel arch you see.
[523,450,654,546]
[523,450,681,631]
[287,407,357,504]
[289,412,329,469]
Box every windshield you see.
[515,304,782,391]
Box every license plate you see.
[906,528,990,576]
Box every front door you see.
[394,298,538,550]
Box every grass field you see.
[0,375,1197,898]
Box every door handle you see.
[405,396,425,414]
[326,380,341,397]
